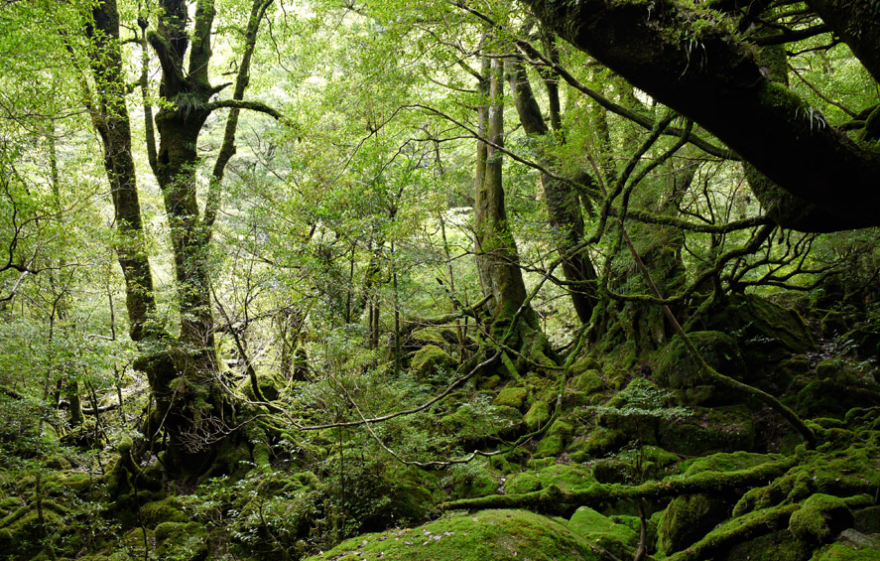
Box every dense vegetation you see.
[1,0,879,559]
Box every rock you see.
[789,494,853,544]
[411,344,457,380]
[523,401,551,430]
[303,509,611,561]
[655,331,747,393]
[569,506,639,559]
[855,506,880,534]
[505,472,542,495]
[492,386,528,410]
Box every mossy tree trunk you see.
[87,0,158,343]
[506,55,599,325]
[474,57,537,334]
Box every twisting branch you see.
[203,99,284,120]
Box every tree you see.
[518,0,880,231]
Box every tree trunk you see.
[506,57,599,324]
[87,0,157,343]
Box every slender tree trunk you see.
[87,0,157,343]
[474,57,534,330]
[507,57,599,324]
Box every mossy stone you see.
[154,522,209,561]
[411,344,457,379]
[658,405,755,455]
[570,370,604,394]
[303,509,607,561]
[722,530,812,561]
[505,472,542,495]
[811,542,880,561]
[493,386,528,410]
[570,356,601,376]
[855,505,880,534]
[655,331,746,391]
[789,493,853,544]
[534,434,565,458]
[523,401,551,430]
[140,497,188,529]
[658,493,727,554]
[568,506,638,559]
[535,463,595,492]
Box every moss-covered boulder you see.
[411,344,457,380]
[659,452,781,555]
[303,509,607,561]
[439,403,523,447]
[705,294,816,365]
[810,542,880,561]
[153,521,209,561]
[655,331,746,392]
[493,385,528,410]
[568,506,639,559]
[523,400,552,430]
[505,472,542,495]
[140,497,188,529]
[658,405,756,455]
[722,530,813,561]
[534,420,573,458]
[789,494,854,544]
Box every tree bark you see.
[519,0,880,229]
[87,0,157,342]
[506,57,599,324]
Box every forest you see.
[1,0,879,559]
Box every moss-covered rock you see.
[411,344,458,380]
[722,530,813,561]
[655,331,747,392]
[534,420,573,458]
[706,294,816,359]
[789,494,853,544]
[855,506,880,534]
[658,405,756,455]
[570,370,604,394]
[659,493,727,554]
[154,521,209,561]
[534,462,595,492]
[492,386,528,410]
[139,497,188,529]
[303,509,606,561]
[568,506,638,559]
[523,401,552,430]
[659,452,781,555]
[440,403,523,447]
[810,542,880,561]
[505,472,542,495]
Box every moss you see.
[154,521,209,561]
[658,405,756,456]
[723,530,813,561]
[411,344,457,378]
[705,294,815,365]
[139,497,188,529]
[568,506,638,558]
[492,386,528,410]
[655,331,746,392]
[679,451,780,477]
[303,509,606,561]
[570,356,601,376]
[789,493,853,544]
[440,404,523,447]
[582,426,626,457]
[447,461,499,499]
[535,463,595,492]
[658,493,726,554]
[505,472,542,495]
[666,504,802,561]
[855,505,880,534]
[534,434,565,458]
[523,401,552,430]
[811,542,880,561]
[570,370,605,394]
